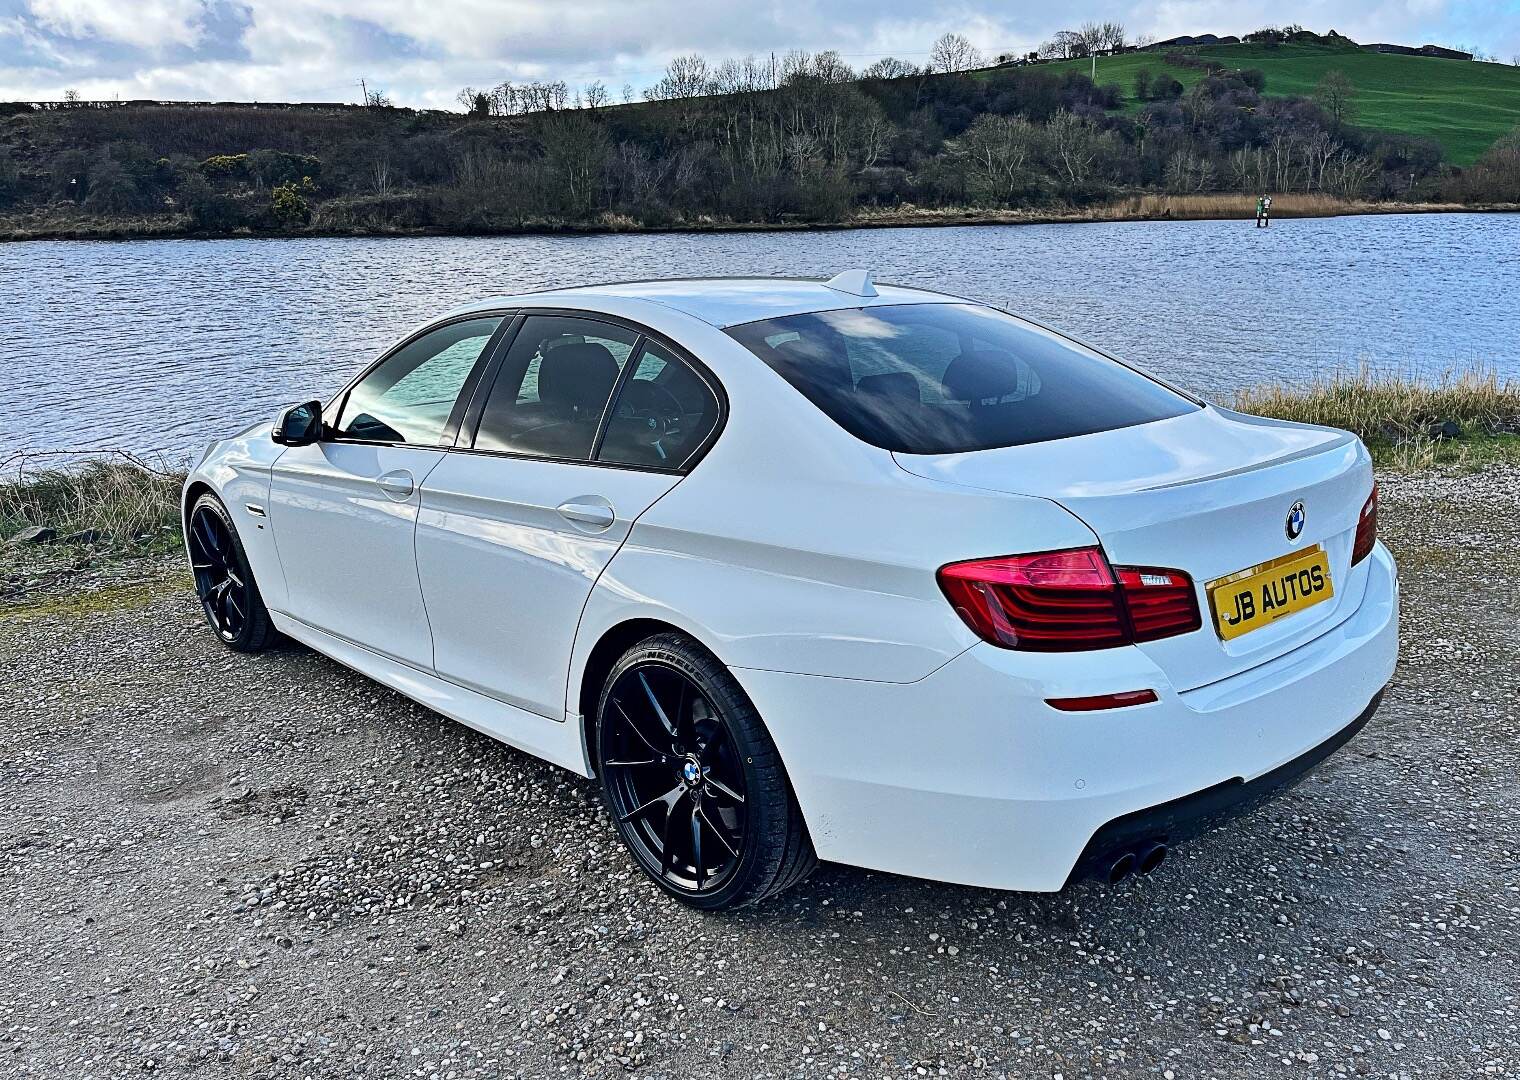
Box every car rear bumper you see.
[1064,688,1382,885]
[735,542,1398,892]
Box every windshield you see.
[727,303,1197,455]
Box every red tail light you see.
[938,547,1201,652]
[1351,484,1377,565]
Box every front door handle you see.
[556,497,616,531]
[375,470,415,501]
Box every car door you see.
[416,315,724,720]
[268,314,507,667]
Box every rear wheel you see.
[595,633,816,909]
[188,493,275,653]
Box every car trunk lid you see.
[895,406,1374,691]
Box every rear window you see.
[726,304,1197,454]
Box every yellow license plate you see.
[1207,547,1334,641]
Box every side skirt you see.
[269,611,593,777]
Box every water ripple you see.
[0,213,1513,458]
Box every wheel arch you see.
[183,479,216,530]
[575,616,722,777]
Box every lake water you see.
[1,212,1514,460]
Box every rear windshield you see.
[727,303,1197,454]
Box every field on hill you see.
[1042,43,1520,165]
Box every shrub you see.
[0,149,17,206]
[83,155,147,213]
[271,179,312,226]
[178,173,245,231]
[200,153,250,179]
[246,149,322,188]
[1151,74,1184,100]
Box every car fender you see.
[184,420,288,611]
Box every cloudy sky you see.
[1,0,1516,108]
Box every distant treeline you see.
[1,50,1517,238]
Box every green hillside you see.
[1040,42,1520,165]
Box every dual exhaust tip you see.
[1106,840,1168,884]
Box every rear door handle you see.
[556,497,616,531]
[375,470,415,500]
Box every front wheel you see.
[187,493,276,653]
[595,633,816,909]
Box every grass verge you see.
[1233,366,1520,469]
[0,452,186,551]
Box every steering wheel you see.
[615,380,686,460]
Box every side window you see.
[597,341,721,469]
[474,316,640,460]
[335,317,502,445]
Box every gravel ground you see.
[2,464,1518,1080]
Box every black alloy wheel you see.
[188,493,275,652]
[596,633,816,909]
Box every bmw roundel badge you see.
[1285,500,1306,541]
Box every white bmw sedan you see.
[184,273,1398,909]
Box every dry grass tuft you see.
[1096,192,1354,221]
[0,452,187,548]
[1232,365,1520,445]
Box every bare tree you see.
[371,153,393,194]
[621,83,634,104]
[1314,69,1355,124]
[456,87,494,115]
[956,114,1040,204]
[646,54,712,100]
[810,50,855,83]
[1045,109,1109,189]
[1077,22,1105,55]
[930,33,984,73]
[364,87,392,108]
[1041,31,1087,59]
[861,57,918,79]
[583,81,609,109]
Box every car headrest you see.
[855,372,920,405]
[941,350,1041,405]
[539,342,619,413]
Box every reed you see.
[0,452,186,547]
[1233,365,1520,441]
[1095,192,1354,220]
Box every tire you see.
[187,492,277,653]
[594,632,817,910]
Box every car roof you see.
[447,276,973,330]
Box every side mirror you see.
[272,400,323,446]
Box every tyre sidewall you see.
[595,636,790,910]
[190,493,271,653]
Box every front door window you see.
[336,316,503,445]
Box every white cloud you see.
[1,0,1512,106]
[27,0,207,50]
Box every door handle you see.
[375,470,415,501]
[556,497,616,531]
